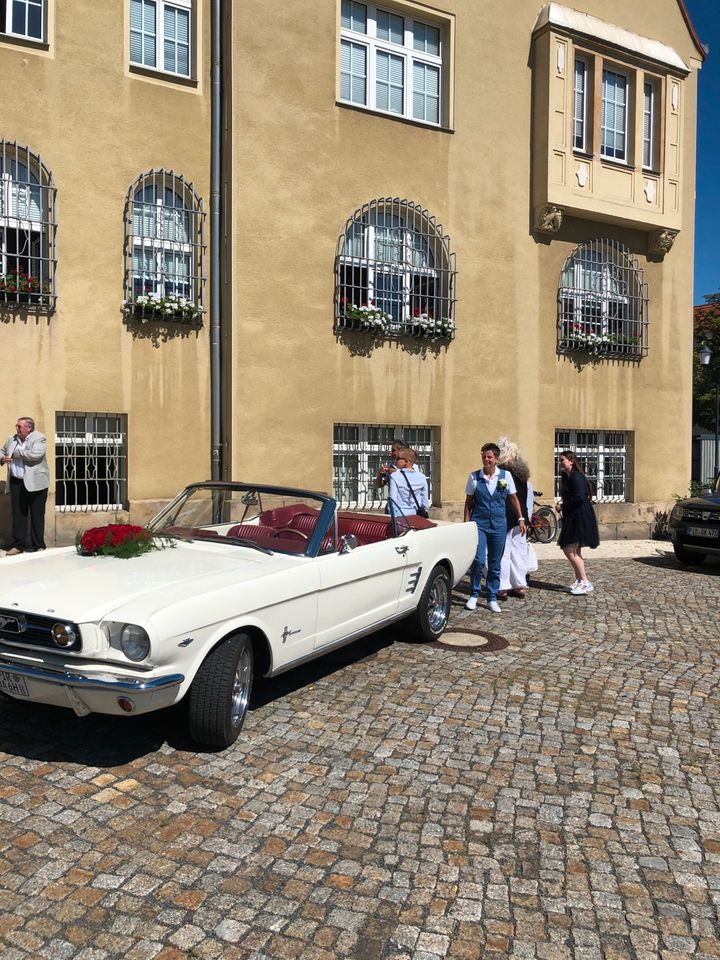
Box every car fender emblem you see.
[0,614,26,633]
[178,637,194,647]
[703,512,712,520]
[281,626,301,644]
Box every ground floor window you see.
[554,429,633,502]
[333,422,438,510]
[55,412,128,511]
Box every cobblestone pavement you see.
[1,552,720,959]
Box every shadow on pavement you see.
[633,555,720,575]
[0,694,173,765]
[251,628,396,710]
[0,629,400,764]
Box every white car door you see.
[313,538,409,648]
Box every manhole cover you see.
[437,629,508,652]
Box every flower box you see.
[126,293,203,324]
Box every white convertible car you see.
[0,482,477,748]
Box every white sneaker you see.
[488,600,502,613]
[465,596,478,610]
[570,581,594,595]
[568,579,580,592]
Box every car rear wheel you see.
[673,542,707,565]
[188,633,253,748]
[413,565,451,642]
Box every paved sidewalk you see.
[1,551,720,959]
[532,537,673,560]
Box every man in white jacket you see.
[1,416,50,555]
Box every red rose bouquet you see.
[76,524,160,559]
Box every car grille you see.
[0,608,82,652]
[683,508,720,522]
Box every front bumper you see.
[0,656,184,717]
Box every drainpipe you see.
[210,0,223,480]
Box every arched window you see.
[124,170,205,323]
[0,141,56,311]
[558,239,648,358]
[334,198,456,340]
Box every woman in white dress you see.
[497,438,533,599]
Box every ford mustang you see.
[0,482,477,748]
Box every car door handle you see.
[395,545,409,555]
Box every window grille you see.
[555,429,633,503]
[123,169,205,324]
[55,412,128,512]
[1,0,44,41]
[558,239,648,359]
[0,141,56,311]
[334,198,456,341]
[333,423,438,510]
[339,1,443,125]
[130,0,192,78]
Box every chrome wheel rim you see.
[427,575,450,633]
[230,647,252,726]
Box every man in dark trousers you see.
[1,416,50,555]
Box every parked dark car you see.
[669,476,720,564]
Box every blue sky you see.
[685,0,719,303]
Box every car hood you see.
[678,494,720,511]
[0,542,298,622]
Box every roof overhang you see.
[533,3,690,74]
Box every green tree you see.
[693,291,720,431]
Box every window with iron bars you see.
[333,423,438,510]
[55,413,128,512]
[124,170,205,324]
[0,141,56,311]
[558,239,648,359]
[334,198,456,341]
[554,429,633,502]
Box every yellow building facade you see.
[0,0,705,544]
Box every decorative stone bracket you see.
[535,204,564,234]
[648,228,679,257]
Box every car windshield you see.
[147,484,334,557]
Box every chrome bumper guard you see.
[0,657,184,693]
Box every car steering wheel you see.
[273,528,309,541]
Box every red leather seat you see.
[227,523,278,540]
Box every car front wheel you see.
[188,633,254,748]
[673,541,707,565]
[413,565,452,642]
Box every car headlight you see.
[670,504,683,523]
[120,624,151,662]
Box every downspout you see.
[210,0,223,480]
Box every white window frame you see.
[339,1,443,126]
[55,412,129,513]
[642,79,656,170]
[555,430,633,503]
[572,58,588,153]
[1,0,44,41]
[600,67,629,163]
[333,423,438,510]
[130,0,193,79]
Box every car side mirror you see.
[339,533,358,554]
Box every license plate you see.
[0,671,29,697]
[686,526,719,539]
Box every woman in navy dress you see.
[558,450,599,595]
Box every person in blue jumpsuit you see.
[464,442,527,613]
